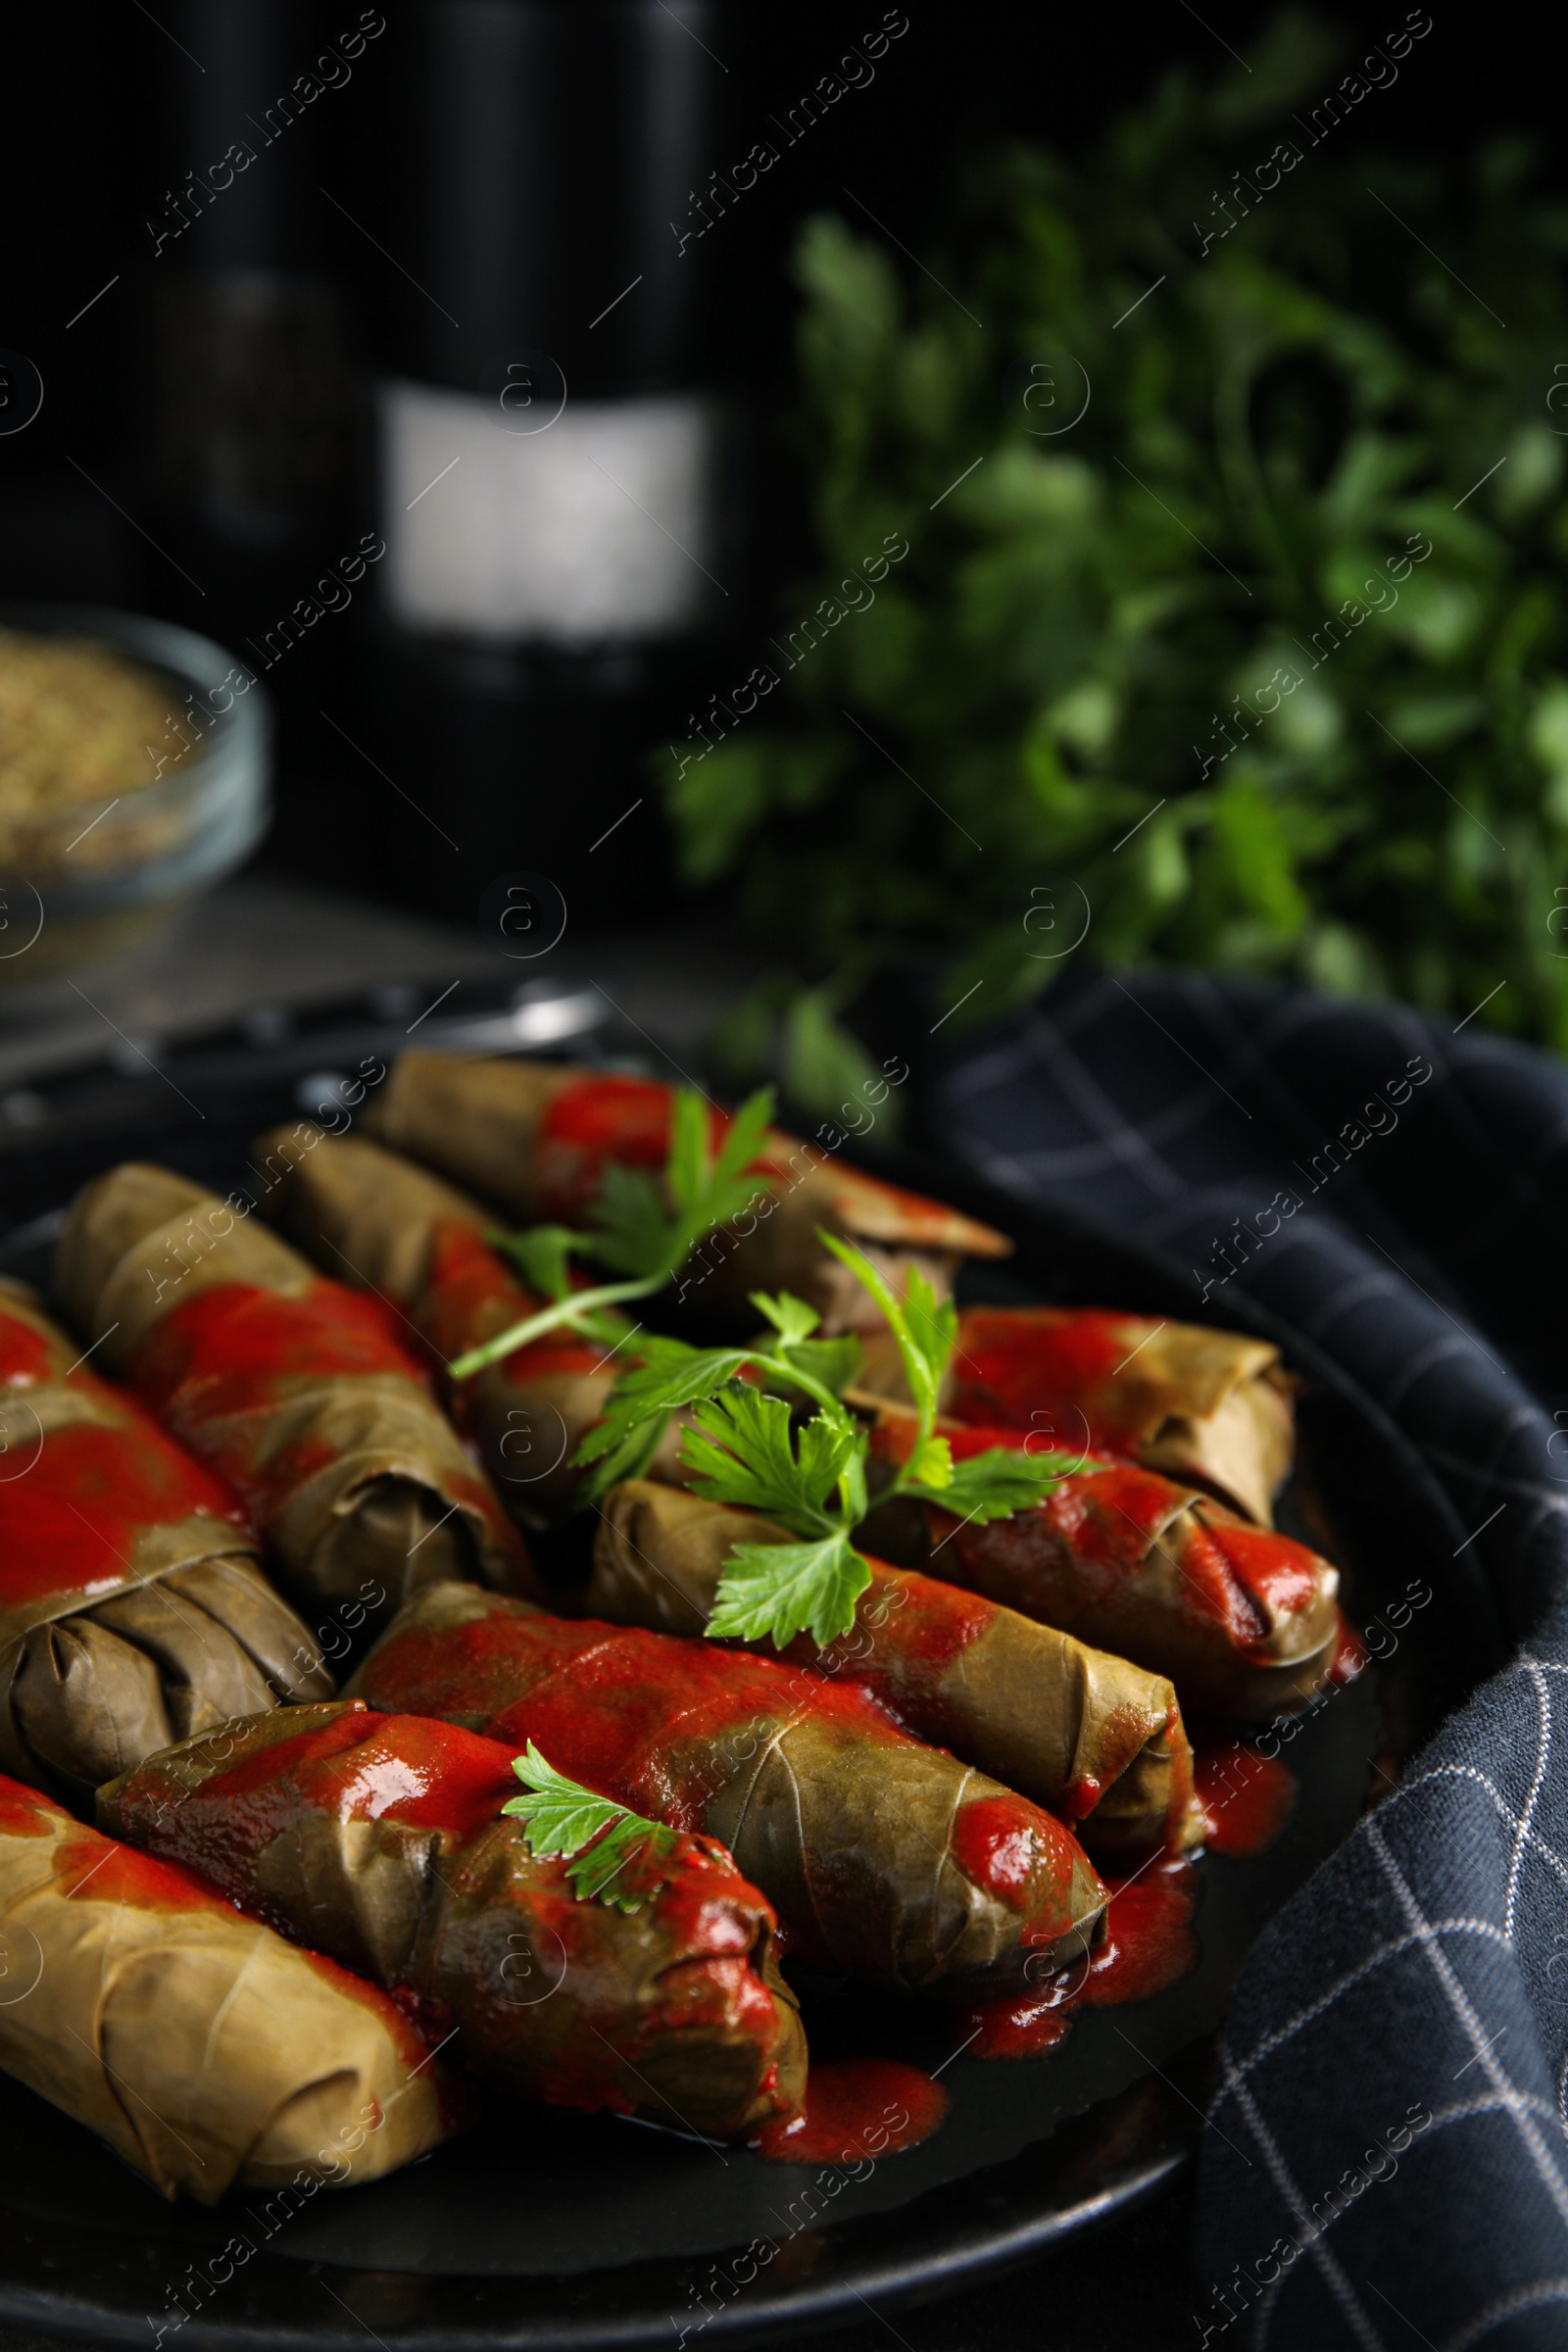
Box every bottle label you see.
[379,381,717,644]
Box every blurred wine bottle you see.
[149,1,362,624]
[135,0,374,903]
[355,0,730,934]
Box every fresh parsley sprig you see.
[448,1086,777,1381]
[484,1224,631,1349]
[814,1235,1082,1526]
[582,1230,1080,1647]
[502,1744,679,1913]
[571,1289,864,1505]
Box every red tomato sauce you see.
[111,1703,783,2011]
[794,1563,997,1687]
[948,1309,1146,1447]
[1077,1860,1200,2003]
[1194,1745,1297,1858]
[119,1277,522,1569]
[0,1774,62,1836]
[954,1857,1200,2057]
[753,2058,948,2164]
[0,1314,61,1388]
[132,1278,427,1411]
[0,1418,252,1609]
[419,1224,608,1386]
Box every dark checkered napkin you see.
[933,968,1568,2350]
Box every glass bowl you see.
[0,604,271,986]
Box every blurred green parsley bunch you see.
[662,11,1568,1065]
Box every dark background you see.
[2,0,1556,935]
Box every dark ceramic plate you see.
[0,1003,1505,2352]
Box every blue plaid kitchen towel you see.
[931,967,1568,2352]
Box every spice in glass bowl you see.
[0,629,195,881]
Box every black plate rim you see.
[0,2142,1188,2352]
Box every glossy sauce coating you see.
[148,1702,518,1858]
[0,1314,60,1388]
[946,1310,1150,1450]
[119,1701,764,1951]
[0,1293,252,1611]
[0,1774,61,1838]
[0,1422,249,1609]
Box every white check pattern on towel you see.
[931,968,1568,2348]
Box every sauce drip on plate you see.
[954,1858,1200,2059]
[1194,1746,1297,1858]
[753,2058,948,2164]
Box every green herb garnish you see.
[582,1235,1077,1647]
[502,1744,679,1913]
[448,1086,777,1380]
[655,13,1568,1055]
[572,1287,864,1506]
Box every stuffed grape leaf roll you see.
[345,1580,1108,1998]
[368,1053,1009,1334]
[869,1407,1340,1720]
[0,1773,462,2202]
[857,1304,1295,1526]
[54,1162,535,1615]
[587,1479,1200,1859]
[0,1279,331,1798]
[249,1124,636,1528]
[100,1701,805,2139]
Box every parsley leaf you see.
[818,1236,955,1430]
[681,1386,863,1530]
[449,1085,777,1381]
[750,1292,820,1348]
[493,1224,591,1303]
[573,1335,755,1505]
[694,1250,1072,1646]
[501,1744,679,1914]
[937,1445,1082,1524]
[589,1159,679,1282]
[571,1296,863,1506]
[760,1330,863,1399]
[905,1433,955,1490]
[706,1533,870,1648]
[703,1089,779,1224]
[590,1086,777,1280]
[570,1204,1074,1653]
[574,1335,753,1453]
[749,1291,864,1401]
